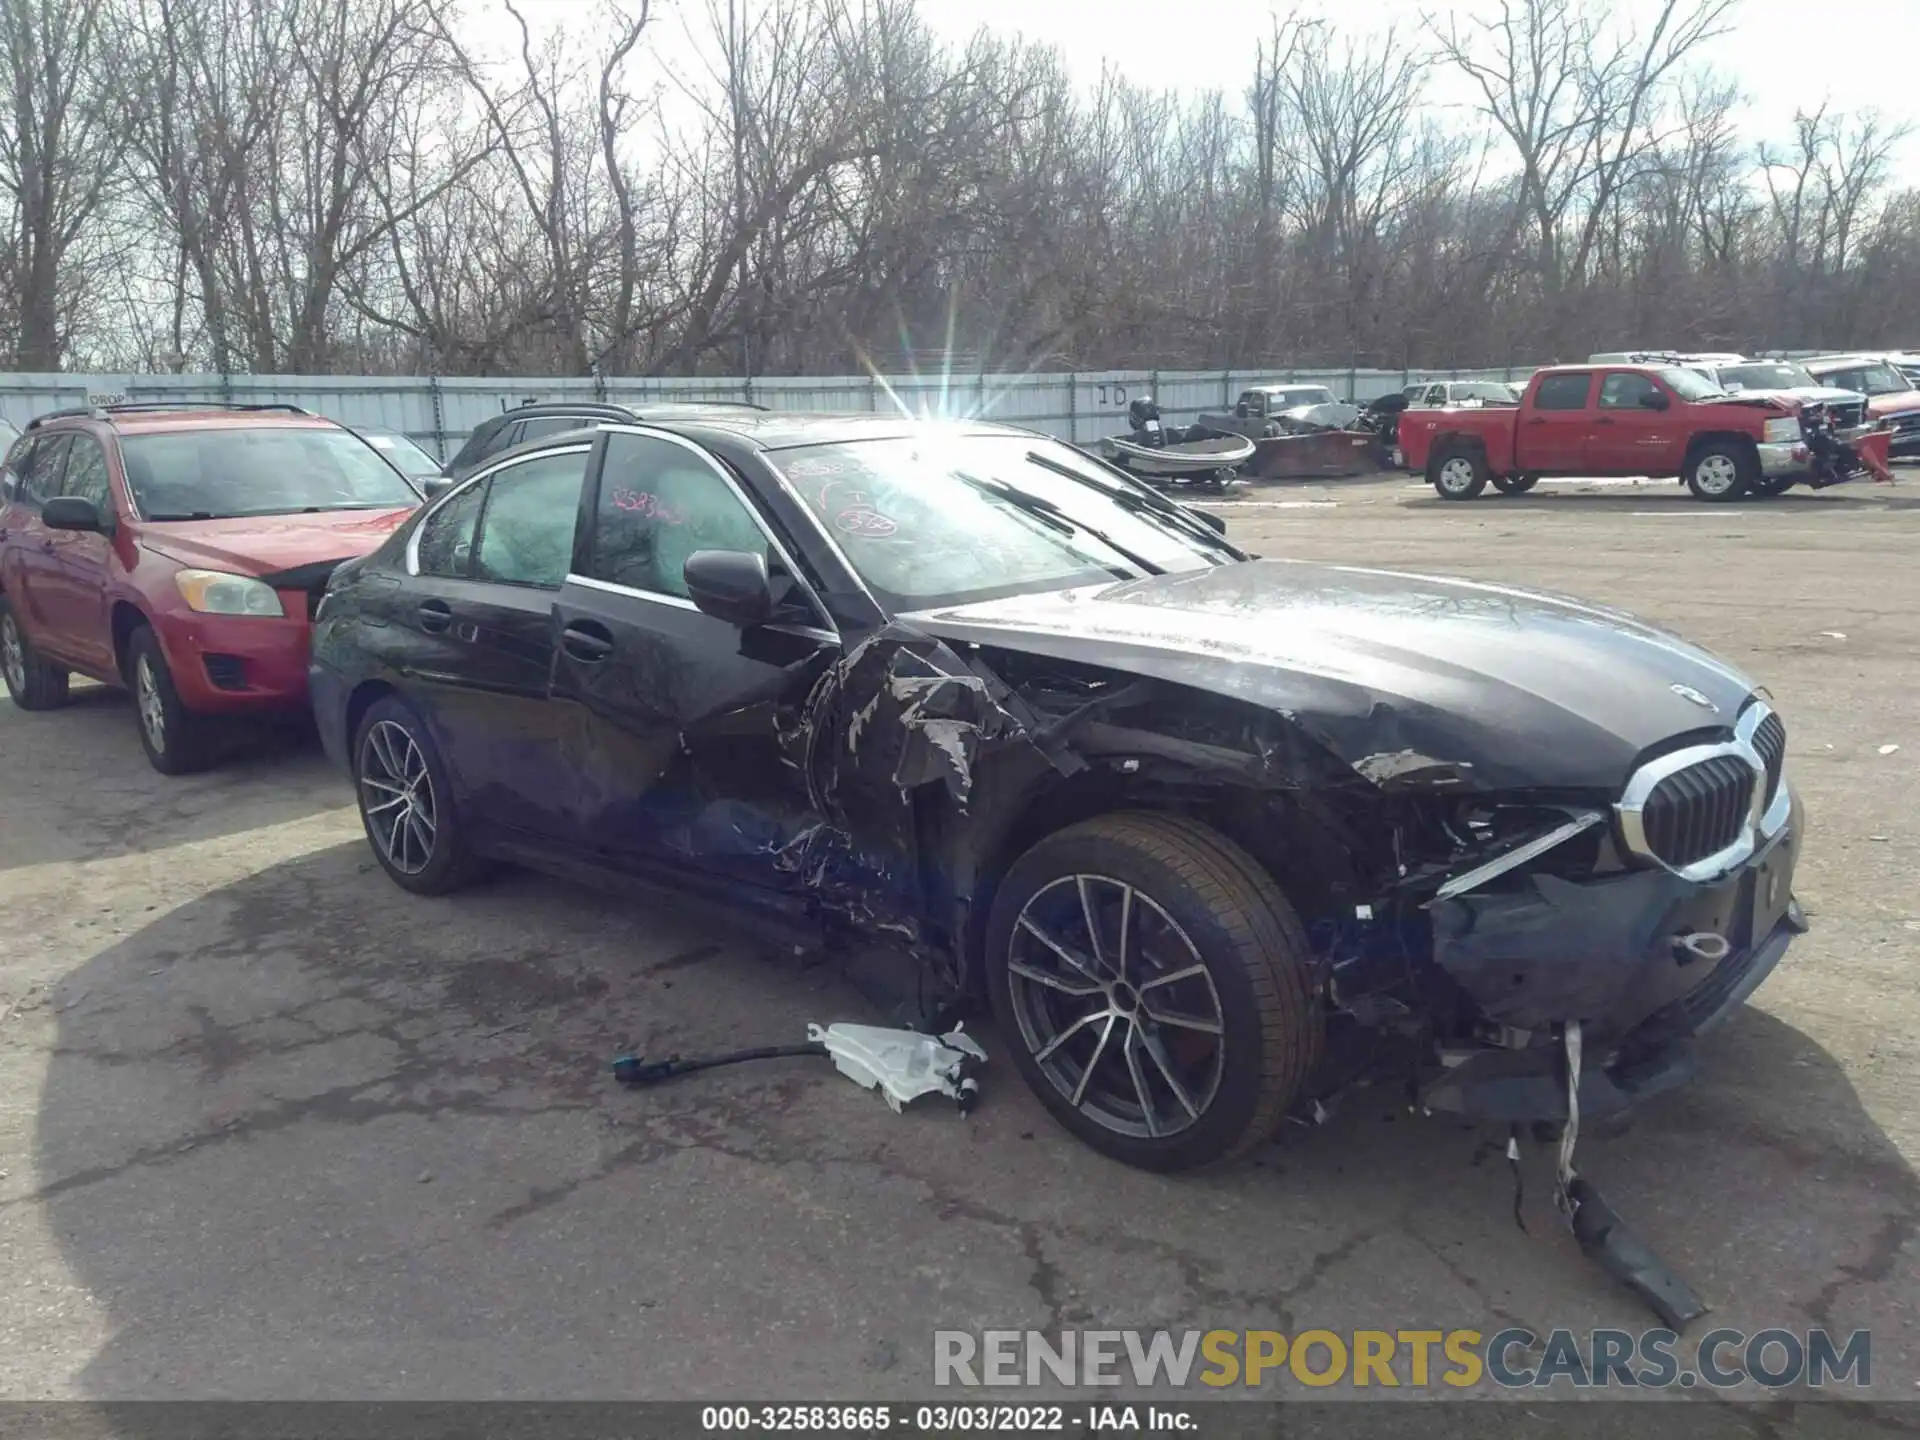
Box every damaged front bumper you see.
[1419,787,1806,1123]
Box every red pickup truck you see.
[1398,363,1811,502]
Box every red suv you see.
[0,403,422,773]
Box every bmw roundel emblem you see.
[1670,683,1718,711]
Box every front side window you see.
[120,427,420,520]
[585,433,768,598]
[471,450,591,588]
[415,480,487,578]
[771,434,1231,610]
[60,435,113,511]
[1599,372,1662,410]
[14,435,72,505]
[1532,374,1593,411]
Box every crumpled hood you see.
[902,559,1760,792]
[137,507,414,575]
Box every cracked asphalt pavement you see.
[0,474,1915,1405]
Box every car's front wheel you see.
[128,626,219,774]
[0,597,70,711]
[1685,443,1751,502]
[985,812,1322,1172]
[353,694,489,895]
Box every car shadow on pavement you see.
[17,841,1919,1402]
[0,685,349,874]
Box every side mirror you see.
[1639,391,1671,411]
[684,549,773,627]
[419,475,455,499]
[41,496,106,532]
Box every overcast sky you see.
[478,0,1920,179]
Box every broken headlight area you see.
[1307,788,1804,1123]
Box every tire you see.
[1748,471,1796,497]
[984,811,1322,1172]
[127,626,220,775]
[0,596,70,711]
[353,693,490,895]
[1492,473,1539,495]
[1430,447,1488,500]
[1684,442,1751,502]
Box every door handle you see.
[1595,417,1616,425]
[561,621,613,663]
[416,599,453,634]
[1526,417,1547,425]
[39,539,55,554]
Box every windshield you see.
[121,427,421,520]
[1277,387,1335,407]
[1454,382,1516,402]
[360,429,443,478]
[1657,367,1727,401]
[772,435,1234,609]
[1720,363,1817,391]
[1849,362,1908,395]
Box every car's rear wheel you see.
[354,694,489,895]
[985,812,1322,1172]
[1430,448,1488,500]
[0,598,69,711]
[1492,473,1539,495]
[1685,443,1751,502]
[128,627,218,774]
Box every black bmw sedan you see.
[309,413,1806,1172]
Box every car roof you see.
[483,400,768,424]
[1802,353,1896,367]
[458,411,1046,468]
[26,403,336,436]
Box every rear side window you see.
[584,433,767,598]
[516,415,597,444]
[60,435,113,511]
[471,450,591,588]
[1533,374,1593,411]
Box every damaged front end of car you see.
[1339,698,1806,1130]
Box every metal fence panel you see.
[0,363,1559,454]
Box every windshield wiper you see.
[144,510,219,521]
[955,472,1164,575]
[1022,451,1244,557]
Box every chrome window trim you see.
[405,443,595,578]
[585,424,838,634]
[1615,701,1789,882]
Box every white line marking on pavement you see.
[1207,500,1339,508]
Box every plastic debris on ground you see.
[611,1022,988,1117]
[808,1022,987,1115]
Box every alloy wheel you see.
[135,656,168,754]
[359,718,438,875]
[1694,454,1740,496]
[1438,457,1477,495]
[1006,873,1226,1139]
[0,615,24,694]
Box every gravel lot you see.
[1,473,1915,1406]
